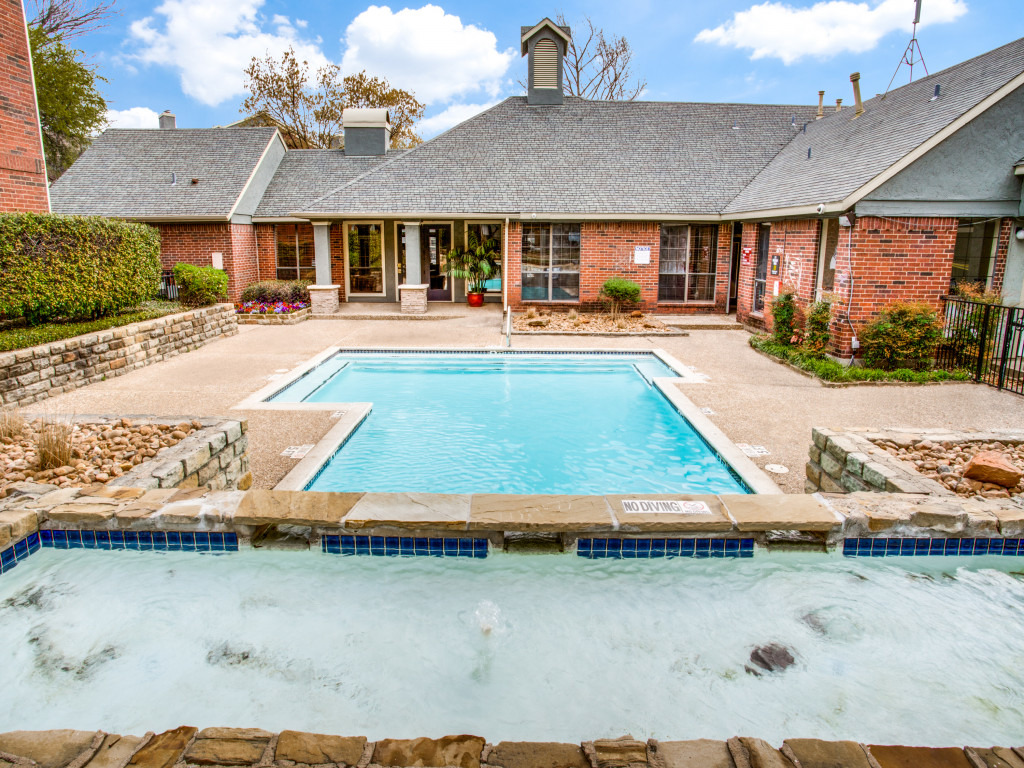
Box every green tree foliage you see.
[769,289,801,345]
[803,298,834,357]
[0,213,160,325]
[28,25,107,180]
[600,277,642,315]
[241,48,424,150]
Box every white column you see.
[403,221,422,285]
[312,221,332,286]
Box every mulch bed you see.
[513,311,676,334]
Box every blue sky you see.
[72,0,1024,138]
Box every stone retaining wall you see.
[806,428,951,495]
[110,418,250,491]
[0,305,237,407]
[0,727,1018,768]
[236,308,310,325]
[807,427,1024,499]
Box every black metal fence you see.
[158,270,179,300]
[936,296,1024,395]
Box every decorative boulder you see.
[963,451,1023,489]
[746,643,796,675]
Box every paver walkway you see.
[26,313,1024,492]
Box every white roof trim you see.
[227,130,287,220]
[520,18,571,55]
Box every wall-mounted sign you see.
[634,246,651,265]
[770,253,780,275]
[620,499,711,514]
[742,247,752,264]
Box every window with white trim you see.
[658,224,718,302]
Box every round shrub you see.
[173,264,228,307]
[770,289,801,345]
[0,213,161,325]
[600,277,642,314]
[859,302,943,371]
[803,298,833,356]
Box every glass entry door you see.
[423,224,452,301]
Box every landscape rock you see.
[588,737,648,768]
[963,452,1024,489]
[127,726,197,768]
[655,740,733,768]
[82,736,144,768]
[783,739,872,768]
[867,744,973,768]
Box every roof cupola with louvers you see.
[521,18,571,106]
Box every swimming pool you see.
[3,548,1023,743]
[267,352,749,495]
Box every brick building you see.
[0,0,49,212]
[50,19,1024,356]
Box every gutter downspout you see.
[503,216,509,312]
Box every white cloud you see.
[106,106,161,129]
[128,0,329,106]
[418,101,499,136]
[341,5,515,105]
[695,0,967,64]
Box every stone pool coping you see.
[230,346,779,495]
[4,481,1024,552]
[0,727,1020,768]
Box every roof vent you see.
[159,110,176,130]
[850,72,865,117]
[342,108,392,156]
[931,83,941,100]
[835,98,843,112]
[521,18,571,106]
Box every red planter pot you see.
[467,293,485,307]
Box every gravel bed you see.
[872,437,1024,499]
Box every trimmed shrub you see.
[803,298,833,357]
[600,278,642,314]
[859,302,943,371]
[0,213,161,325]
[240,280,311,304]
[174,264,228,307]
[770,289,801,345]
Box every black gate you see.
[936,296,1024,395]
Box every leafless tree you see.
[28,0,117,39]
[558,14,646,101]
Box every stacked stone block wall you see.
[111,418,250,491]
[806,427,948,495]
[0,305,237,407]
[0,0,49,213]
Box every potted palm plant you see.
[445,229,501,307]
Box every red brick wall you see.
[831,215,959,355]
[228,224,259,297]
[505,220,732,313]
[329,223,347,302]
[737,219,821,331]
[255,223,275,282]
[736,223,763,325]
[158,222,259,300]
[0,0,48,212]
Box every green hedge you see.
[749,335,969,384]
[173,263,228,307]
[0,213,161,325]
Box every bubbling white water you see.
[2,548,1024,744]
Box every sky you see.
[63,0,1024,139]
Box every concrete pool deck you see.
[20,313,1024,492]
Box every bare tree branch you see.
[27,0,117,39]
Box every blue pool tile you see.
[914,539,930,556]
[110,531,125,550]
[194,533,210,552]
[473,539,487,558]
[223,533,239,551]
[650,539,666,555]
[167,532,182,551]
[973,539,990,555]
[636,539,652,556]
[152,532,167,550]
[26,532,40,553]
[13,538,29,560]
[443,538,458,556]
[885,539,901,556]
[944,539,960,556]
[928,539,945,555]
[0,547,15,567]
[621,539,637,554]
[355,537,370,555]
[124,531,140,550]
[40,529,53,547]
[96,531,111,550]
[577,538,592,555]
[987,539,1004,555]
[725,539,740,555]
[710,539,726,558]
[429,538,444,557]
[138,531,154,551]
[67,530,83,549]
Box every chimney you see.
[850,72,865,117]
[342,108,391,156]
[816,91,825,120]
[159,110,176,130]
[521,18,571,106]
[835,98,843,112]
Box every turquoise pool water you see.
[270,352,748,495]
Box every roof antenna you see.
[882,0,929,98]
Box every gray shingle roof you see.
[50,127,279,219]
[299,97,818,216]
[254,150,391,218]
[724,36,1024,214]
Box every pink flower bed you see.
[235,301,309,315]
